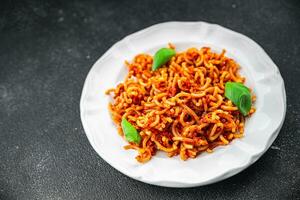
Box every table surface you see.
[0,0,300,199]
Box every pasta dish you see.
[106,44,255,163]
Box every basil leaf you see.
[238,92,252,116]
[121,118,141,144]
[152,48,176,71]
[225,82,252,116]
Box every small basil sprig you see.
[225,82,252,116]
[152,48,176,71]
[121,118,141,144]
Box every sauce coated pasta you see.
[106,45,255,163]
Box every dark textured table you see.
[0,0,300,199]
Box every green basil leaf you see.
[152,48,176,71]
[238,92,252,116]
[121,118,141,144]
[225,82,252,116]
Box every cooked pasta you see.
[106,44,255,163]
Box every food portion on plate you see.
[106,44,255,163]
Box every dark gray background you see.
[0,0,299,199]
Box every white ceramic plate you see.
[80,22,286,187]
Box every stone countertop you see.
[0,0,299,199]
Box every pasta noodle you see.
[106,44,255,163]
